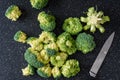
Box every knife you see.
[89,32,115,77]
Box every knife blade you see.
[89,32,115,77]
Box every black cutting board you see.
[0,0,120,80]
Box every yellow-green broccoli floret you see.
[56,32,77,55]
[5,5,22,21]
[80,7,110,33]
[38,11,56,31]
[30,0,49,9]
[61,59,80,78]
[63,17,83,35]
[21,64,34,76]
[50,52,68,67]
[37,64,52,78]
[76,33,96,54]
[52,66,61,79]
[14,31,27,43]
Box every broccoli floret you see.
[80,7,110,33]
[52,66,61,79]
[50,52,68,67]
[38,11,56,31]
[30,0,49,9]
[76,33,96,54]
[5,5,22,21]
[63,17,83,35]
[56,32,77,55]
[37,64,51,78]
[61,59,80,78]
[14,31,27,43]
[21,64,34,76]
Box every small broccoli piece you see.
[76,33,96,54]
[80,7,110,33]
[56,32,77,55]
[52,66,61,79]
[14,31,27,43]
[38,11,56,31]
[30,0,49,9]
[61,59,80,78]
[63,17,83,35]
[21,64,34,76]
[37,64,51,78]
[50,52,68,67]
[5,5,22,21]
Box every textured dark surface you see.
[0,0,120,80]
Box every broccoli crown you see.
[50,52,68,67]
[56,32,77,55]
[14,31,27,43]
[37,64,51,78]
[30,0,48,9]
[80,7,110,33]
[52,66,61,79]
[22,64,34,76]
[46,48,57,56]
[76,33,96,54]
[63,17,83,35]
[38,11,56,31]
[61,59,80,78]
[5,5,22,21]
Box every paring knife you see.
[89,32,115,77]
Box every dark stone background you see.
[0,0,120,80]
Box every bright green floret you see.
[30,0,49,9]
[14,31,27,43]
[5,5,22,21]
[80,7,110,33]
[52,66,61,79]
[63,17,83,35]
[21,64,34,76]
[76,33,96,54]
[61,59,80,78]
[56,32,77,55]
[38,11,56,31]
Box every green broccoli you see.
[80,7,110,33]
[37,64,51,78]
[5,5,22,21]
[63,17,83,35]
[50,52,68,67]
[38,11,56,31]
[52,66,61,79]
[21,64,34,76]
[14,31,27,43]
[61,59,80,78]
[76,33,96,54]
[56,32,77,55]
[30,0,49,9]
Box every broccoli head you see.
[76,33,96,54]
[21,64,34,76]
[61,59,80,78]
[52,66,61,79]
[5,5,22,21]
[37,64,51,78]
[38,11,56,31]
[30,0,49,9]
[63,17,83,35]
[14,31,27,43]
[56,32,77,55]
[80,7,110,33]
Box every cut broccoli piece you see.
[30,0,49,9]
[38,11,56,31]
[21,64,34,76]
[52,66,61,79]
[61,59,80,78]
[80,7,110,33]
[76,33,96,54]
[56,32,77,55]
[14,31,27,43]
[5,5,22,21]
[63,17,83,35]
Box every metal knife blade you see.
[89,32,115,77]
